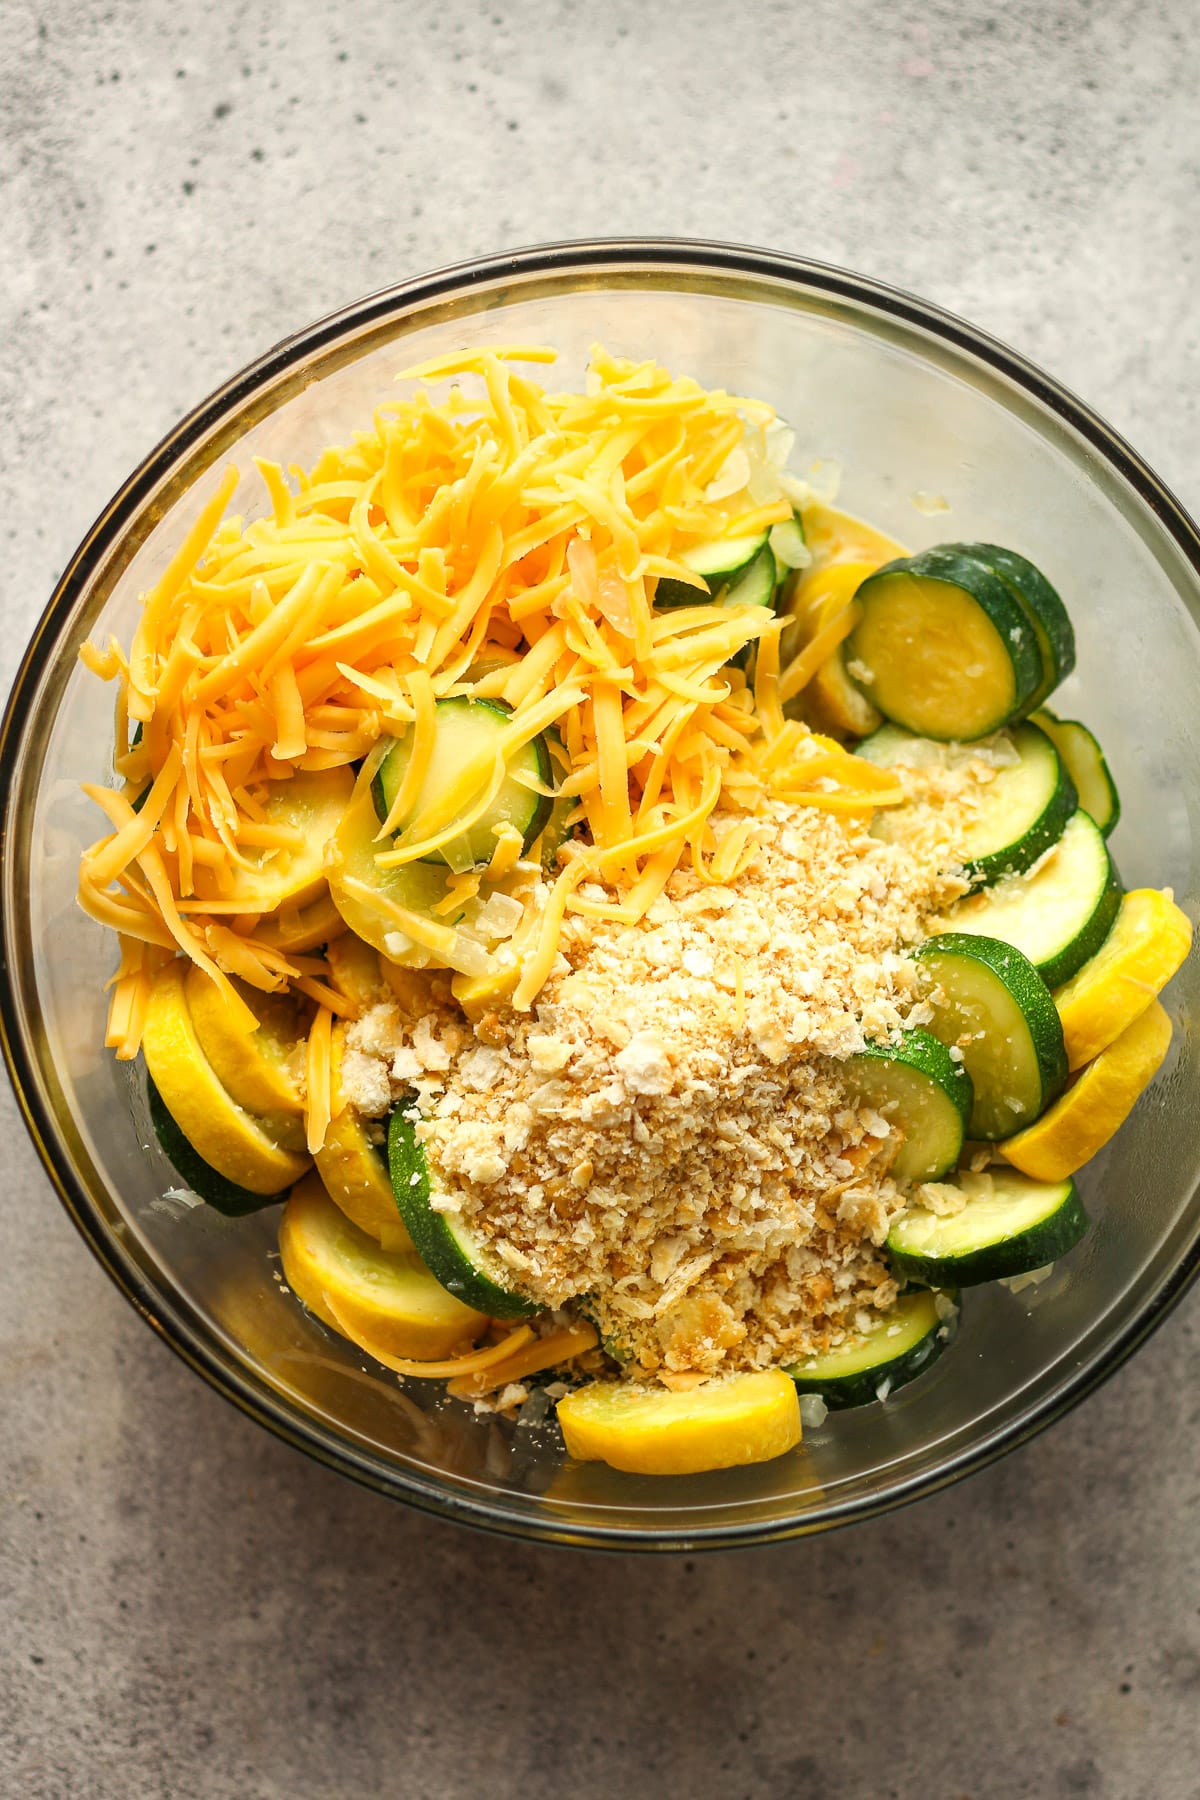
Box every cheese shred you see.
[78,345,901,1055]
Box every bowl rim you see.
[3,234,1199,1551]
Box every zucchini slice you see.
[886,1169,1087,1286]
[957,544,1076,712]
[722,541,778,613]
[846,548,1043,740]
[1032,709,1121,837]
[941,810,1123,989]
[785,1288,958,1409]
[654,529,771,607]
[915,934,1068,1140]
[372,696,552,869]
[146,1074,292,1216]
[387,1105,537,1319]
[859,721,1077,887]
[846,1028,973,1183]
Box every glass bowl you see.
[3,240,1198,1550]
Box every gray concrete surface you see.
[2,2,1199,1795]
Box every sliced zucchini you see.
[146,1073,292,1216]
[387,1105,537,1319]
[957,544,1075,712]
[846,548,1044,740]
[769,508,808,586]
[721,541,777,613]
[860,721,1076,887]
[654,529,770,607]
[845,1028,973,1183]
[886,1169,1087,1286]
[372,696,552,869]
[915,934,1068,1140]
[1033,709,1121,837]
[785,1288,958,1408]
[941,810,1123,989]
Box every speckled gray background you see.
[2,3,1199,1796]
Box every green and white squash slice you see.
[858,720,1077,887]
[785,1287,959,1409]
[654,529,772,607]
[846,1028,973,1183]
[939,810,1123,989]
[387,1105,537,1320]
[1032,709,1121,837]
[914,934,1068,1140]
[372,695,552,869]
[886,1169,1087,1286]
[955,544,1075,712]
[846,547,1044,740]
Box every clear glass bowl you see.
[3,241,1198,1549]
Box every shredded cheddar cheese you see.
[78,345,903,1055]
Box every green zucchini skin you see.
[387,1105,538,1319]
[954,543,1076,712]
[146,1074,291,1216]
[915,933,1068,1140]
[786,1287,959,1409]
[847,1028,973,1183]
[961,723,1077,889]
[886,1173,1087,1287]
[1033,709,1121,837]
[945,810,1123,990]
[654,529,770,607]
[848,547,1044,740]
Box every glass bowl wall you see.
[3,242,1198,1548]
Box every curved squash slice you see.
[226,766,355,912]
[556,1369,801,1475]
[142,961,311,1194]
[278,1174,484,1360]
[1001,999,1173,1181]
[185,964,308,1117]
[1053,888,1192,1070]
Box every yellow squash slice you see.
[255,887,347,954]
[784,558,883,738]
[314,1027,412,1249]
[226,766,355,913]
[142,961,312,1193]
[185,964,307,1117]
[324,933,387,1012]
[1054,888,1192,1070]
[1001,998,1173,1182]
[556,1369,802,1475]
[278,1174,484,1359]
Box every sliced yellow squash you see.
[1054,888,1192,1069]
[783,558,883,737]
[326,783,457,966]
[324,932,387,1011]
[256,886,347,954]
[226,766,355,912]
[1001,998,1173,1181]
[556,1369,801,1475]
[185,964,307,1116]
[278,1174,485,1359]
[315,1028,412,1249]
[142,961,311,1193]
